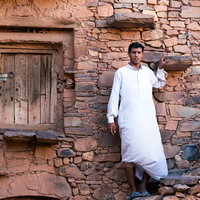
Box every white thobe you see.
[107,63,168,181]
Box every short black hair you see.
[128,42,144,53]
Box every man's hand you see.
[158,56,169,69]
[107,122,116,135]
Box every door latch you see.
[0,74,7,82]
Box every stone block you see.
[93,184,114,200]
[169,105,200,118]
[96,20,109,28]
[185,95,200,106]
[75,85,96,92]
[148,0,157,4]
[35,146,57,159]
[77,62,97,70]
[173,184,190,192]
[170,1,181,8]
[158,186,176,195]
[166,30,179,36]
[82,152,94,161]
[59,164,86,179]
[154,5,167,12]
[4,131,35,142]
[168,12,179,18]
[95,153,121,162]
[155,102,166,116]
[63,89,75,98]
[160,130,174,143]
[176,160,190,169]
[121,31,141,40]
[106,169,127,182]
[187,22,200,31]
[153,92,185,102]
[142,52,165,63]
[98,71,115,87]
[78,184,90,195]
[98,2,113,17]
[74,136,97,152]
[172,137,189,145]
[178,121,200,132]
[180,6,200,18]
[157,12,167,18]
[174,45,191,54]
[64,117,81,127]
[142,29,163,41]
[99,33,121,40]
[97,96,110,103]
[36,132,58,144]
[145,41,162,48]
[65,128,93,136]
[95,116,107,127]
[98,130,121,147]
[7,159,29,173]
[183,144,200,160]
[164,37,178,47]
[142,10,158,22]
[102,52,127,60]
[163,144,180,158]
[86,0,98,7]
[16,0,28,6]
[157,56,192,71]
[111,60,128,69]
[1,172,71,199]
[34,0,57,8]
[57,148,76,158]
[188,184,200,195]
[170,21,185,28]
[165,121,178,131]
[190,1,200,6]
[87,173,102,181]
[107,12,155,28]
[160,175,198,186]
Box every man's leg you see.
[140,170,150,194]
[124,163,136,194]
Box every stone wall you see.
[0,0,199,200]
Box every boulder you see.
[107,12,155,28]
[154,56,192,71]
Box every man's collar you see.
[127,63,143,71]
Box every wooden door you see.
[0,52,55,126]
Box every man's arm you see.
[107,70,121,135]
[152,56,169,88]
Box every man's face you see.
[128,47,144,65]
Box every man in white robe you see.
[107,42,168,199]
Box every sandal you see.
[130,192,142,199]
[141,191,151,197]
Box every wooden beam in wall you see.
[0,17,79,29]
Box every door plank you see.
[40,55,51,123]
[15,54,28,124]
[28,54,41,124]
[50,51,57,123]
[0,54,15,123]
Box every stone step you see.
[160,175,199,186]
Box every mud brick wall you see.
[0,0,199,200]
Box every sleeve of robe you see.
[107,70,121,123]
[151,68,168,88]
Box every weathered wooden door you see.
[0,50,57,128]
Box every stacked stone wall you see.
[0,0,199,199]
